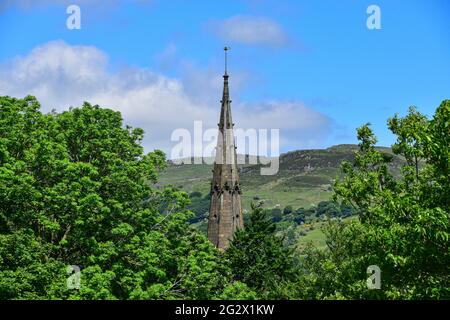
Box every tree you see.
[225,205,296,298]
[339,203,356,217]
[270,208,282,222]
[283,205,293,215]
[0,96,228,299]
[388,106,428,182]
[316,201,340,218]
[301,101,450,299]
[189,191,203,198]
[187,192,210,224]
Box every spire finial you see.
[224,46,230,76]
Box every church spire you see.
[207,47,243,250]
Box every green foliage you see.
[186,192,210,224]
[269,208,283,222]
[303,101,450,299]
[316,201,340,217]
[0,96,226,300]
[215,281,258,300]
[283,205,293,215]
[225,205,296,298]
[1,95,448,300]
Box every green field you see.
[157,145,393,250]
[159,144,403,212]
[297,226,328,250]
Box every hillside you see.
[158,144,404,212]
[158,144,404,249]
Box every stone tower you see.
[207,47,243,250]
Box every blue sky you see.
[0,0,449,155]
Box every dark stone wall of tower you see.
[208,164,243,250]
[207,73,243,250]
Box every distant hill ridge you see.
[160,144,404,211]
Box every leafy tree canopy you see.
[297,100,450,299]
[226,204,296,298]
[0,96,228,299]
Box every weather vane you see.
[224,46,230,75]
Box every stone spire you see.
[207,47,243,250]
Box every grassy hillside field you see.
[158,144,404,248]
[159,144,403,210]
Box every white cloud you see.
[208,15,289,48]
[0,41,331,156]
